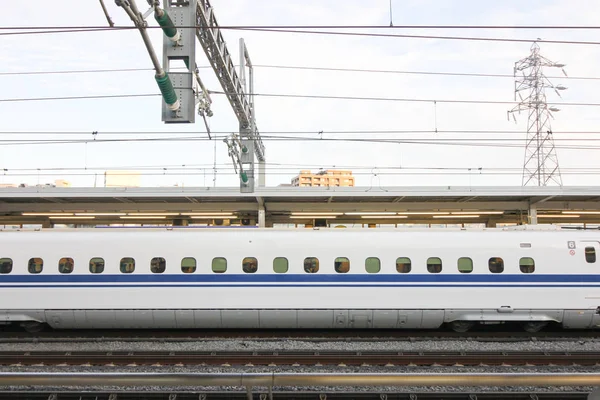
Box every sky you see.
[1,0,600,188]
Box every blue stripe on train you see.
[0,284,600,288]
[0,274,598,283]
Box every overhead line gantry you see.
[114,0,265,193]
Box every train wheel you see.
[522,321,548,333]
[449,321,475,333]
[20,322,46,333]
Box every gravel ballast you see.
[0,338,598,352]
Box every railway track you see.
[0,392,591,400]
[1,328,600,343]
[1,350,599,366]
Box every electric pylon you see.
[508,42,568,186]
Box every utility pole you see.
[508,42,568,186]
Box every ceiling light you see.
[190,216,236,219]
[538,214,580,218]
[186,212,234,216]
[120,216,167,219]
[398,212,450,215]
[433,215,480,219]
[22,213,74,216]
[451,211,504,215]
[344,212,396,215]
[562,211,600,215]
[290,216,337,219]
[127,213,180,216]
[48,216,96,219]
[360,215,408,219]
[292,212,344,216]
[74,213,127,216]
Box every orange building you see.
[291,170,354,187]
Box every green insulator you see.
[155,73,178,108]
[154,10,179,40]
[240,172,249,184]
[241,145,248,153]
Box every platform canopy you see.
[1,186,600,227]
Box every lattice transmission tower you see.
[508,42,568,186]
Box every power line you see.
[4,133,600,140]
[3,90,599,107]
[256,64,592,81]
[1,135,600,151]
[0,67,154,76]
[1,63,595,81]
[6,164,600,173]
[3,170,600,177]
[5,24,600,31]
[1,25,600,46]
[0,93,159,103]
[209,90,600,107]
[231,27,600,46]
[5,130,600,135]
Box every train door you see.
[580,241,600,329]
[579,241,600,265]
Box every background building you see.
[104,171,141,188]
[291,170,354,187]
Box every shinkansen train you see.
[0,226,599,332]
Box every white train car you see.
[0,226,599,332]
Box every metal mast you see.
[112,0,264,193]
[196,0,265,193]
[508,42,568,186]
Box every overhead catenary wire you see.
[208,90,600,107]
[1,63,595,81]
[1,25,600,46]
[6,130,600,135]
[4,170,600,177]
[2,90,600,107]
[7,24,600,30]
[1,135,600,151]
[5,164,600,173]
[0,94,159,103]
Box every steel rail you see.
[0,391,591,400]
[1,373,600,387]
[0,350,599,366]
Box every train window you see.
[427,257,442,273]
[151,257,166,273]
[273,257,288,273]
[28,258,43,274]
[396,257,411,273]
[586,247,596,263]
[0,258,12,274]
[304,257,319,273]
[243,257,258,273]
[58,257,74,274]
[120,257,135,273]
[488,257,504,273]
[365,257,380,273]
[520,257,535,273]
[181,257,196,273]
[457,257,473,273]
[212,257,227,273]
[89,258,105,274]
[335,257,350,273]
